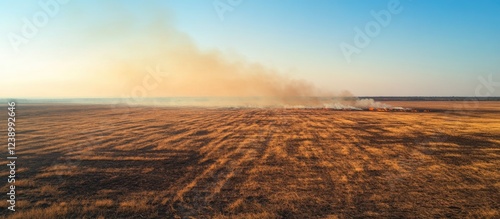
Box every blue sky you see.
[1,0,499,97]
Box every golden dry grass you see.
[0,101,499,218]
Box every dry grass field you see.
[1,101,499,218]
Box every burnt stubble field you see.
[1,102,499,218]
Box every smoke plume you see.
[67,3,388,109]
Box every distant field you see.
[383,101,500,111]
[1,101,499,218]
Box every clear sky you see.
[1,0,499,98]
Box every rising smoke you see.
[71,3,390,109]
